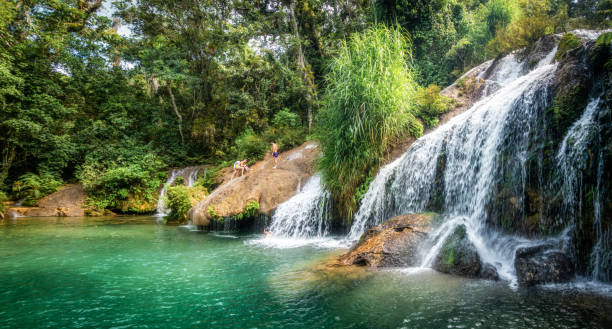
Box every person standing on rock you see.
[271,142,279,169]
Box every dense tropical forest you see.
[0,0,610,219]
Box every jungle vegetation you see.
[0,0,610,219]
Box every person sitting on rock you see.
[232,159,247,178]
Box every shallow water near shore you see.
[1,217,611,329]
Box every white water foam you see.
[249,174,348,249]
[348,47,560,284]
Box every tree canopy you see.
[0,0,609,215]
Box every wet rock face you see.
[433,224,482,277]
[338,214,434,267]
[481,263,500,281]
[189,142,319,227]
[523,34,561,69]
[515,244,574,287]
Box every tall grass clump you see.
[316,26,418,221]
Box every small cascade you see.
[555,97,610,282]
[249,174,345,249]
[155,166,205,217]
[591,150,610,281]
[268,174,332,238]
[556,98,601,219]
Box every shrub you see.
[196,165,223,193]
[272,108,301,128]
[262,126,308,151]
[414,85,454,128]
[78,147,166,211]
[486,0,552,56]
[234,200,260,220]
[165,185,206,223]
[316,25,418,220]
[234,129,268,162]
[11,172,63,206]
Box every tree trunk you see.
[1,145,16,186]
[167,83,184,144]
[288,0,316,132]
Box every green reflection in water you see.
[0,217,611,329]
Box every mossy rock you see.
[433,224,482,277]
[587,32,612,72]
[554,33,583,62]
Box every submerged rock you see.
[433,224,482,277]
[515,244,574,287]
[481,263,500,281]
[338,214,434,267]
[189,142,319,227]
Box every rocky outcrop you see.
[189,142,319,226]
[6,184,86,218]
[433,224,482,277]
[338,214,435,267]
[515,244,574,287]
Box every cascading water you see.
[347,30,612,284]
[269,174,331,238]
[155,166,204,217]
[348,46,560,283]
[249,174,345,248]
[556,97,611,282]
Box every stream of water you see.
[1,217,611,329]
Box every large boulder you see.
[189,142,319,226]
[338,213,435,267]
[433,224,482,277]
[6,184,86,217]
[514,244,574,287]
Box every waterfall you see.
[155,166,204,217]
[249,174,345,248]
[348,47,559,282]
[555,97,610,282]
[269,174,332,238]
[556,98,601,219]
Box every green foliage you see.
[485,0,552,56]
[11,172,63,206]
[588,32,612,71]
[165,185,206,223]
[554,33,583,62]
[273,109,301,128]
[548,84,589,135]
[316,26,417,220]
[207,200,260,223]
[414,85,454,128]
[196,165,223,193]
[355,169,375,205]
[262,127,308,152]
[233,200,260,221]
[207,206,221,222]
[234,129,269,162]
[78,146,166,212]
[0,191,8,214]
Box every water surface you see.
[1,217,611,328]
